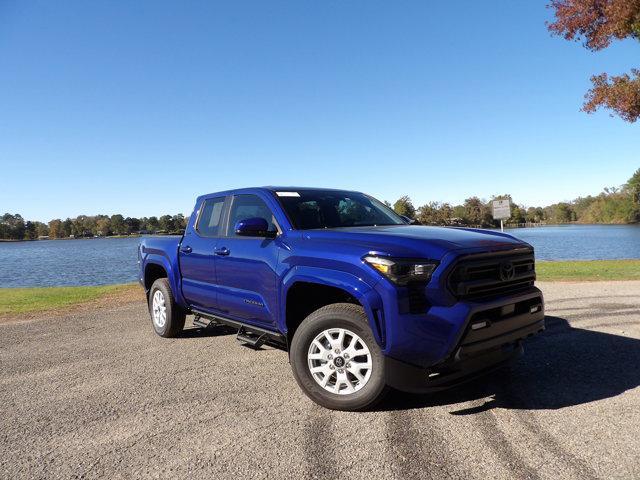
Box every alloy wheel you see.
[152,290,167,329]
[307,328,372,395]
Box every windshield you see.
[274,190,407,229]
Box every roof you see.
[197,186,361,200]
[262,186,359,193]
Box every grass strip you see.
[0,283,139,316]
[536,260,640,281]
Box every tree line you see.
[389,168,640,227]
[1,169,638,240]
[0,213,188,241]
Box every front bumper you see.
[386,341,525,393]
[383,288,545,393]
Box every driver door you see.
[213,193,281,327]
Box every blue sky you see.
[1,1,638,222]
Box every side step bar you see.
[193,316,217,329]
[237,326,267,349]
[191,308,287,350]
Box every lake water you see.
[0,237,143,288]
[505,225,640,262]
[0,225,639,288]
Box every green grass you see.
[0,284,139,316]
[537,260,640,281]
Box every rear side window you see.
[196,197,225,236]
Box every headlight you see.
[363,255,438,285]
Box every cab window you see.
[196,197,225,237]
[228,194,278,236]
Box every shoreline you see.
[1,223,639,243]
[0,235,144,243]
[0,233,184,243]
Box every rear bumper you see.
[384,289,545,393]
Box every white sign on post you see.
[492,199,511,232]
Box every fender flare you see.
[142,253,185,306]
[280,266,386,346]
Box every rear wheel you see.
[289,303,388,411]
[148,278,185,338]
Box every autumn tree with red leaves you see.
[547,0,640,122]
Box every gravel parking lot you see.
[1,281,639,479]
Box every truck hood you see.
[300,225,529,259]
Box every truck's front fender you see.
[280,266,386,346]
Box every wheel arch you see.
[281,267,385,348]
[142,255,181,304]
[144,262,167,291]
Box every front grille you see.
[448,249,536,300]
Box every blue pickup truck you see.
[138,187,544,410]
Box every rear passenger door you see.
[213,194,281,327]
[179,196,226,312]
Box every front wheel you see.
[148,278,185,338]
[289,303,388,411]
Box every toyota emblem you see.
[499,261,515,281]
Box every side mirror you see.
[234,217,274,237]
[400,215,422,225]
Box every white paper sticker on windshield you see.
[276,192,300,197]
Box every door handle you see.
[180,246,192,254]
[214,247,230,256]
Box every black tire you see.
[148,278,185,338]
[289,303,388,411]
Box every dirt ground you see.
[1,281,639,479]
